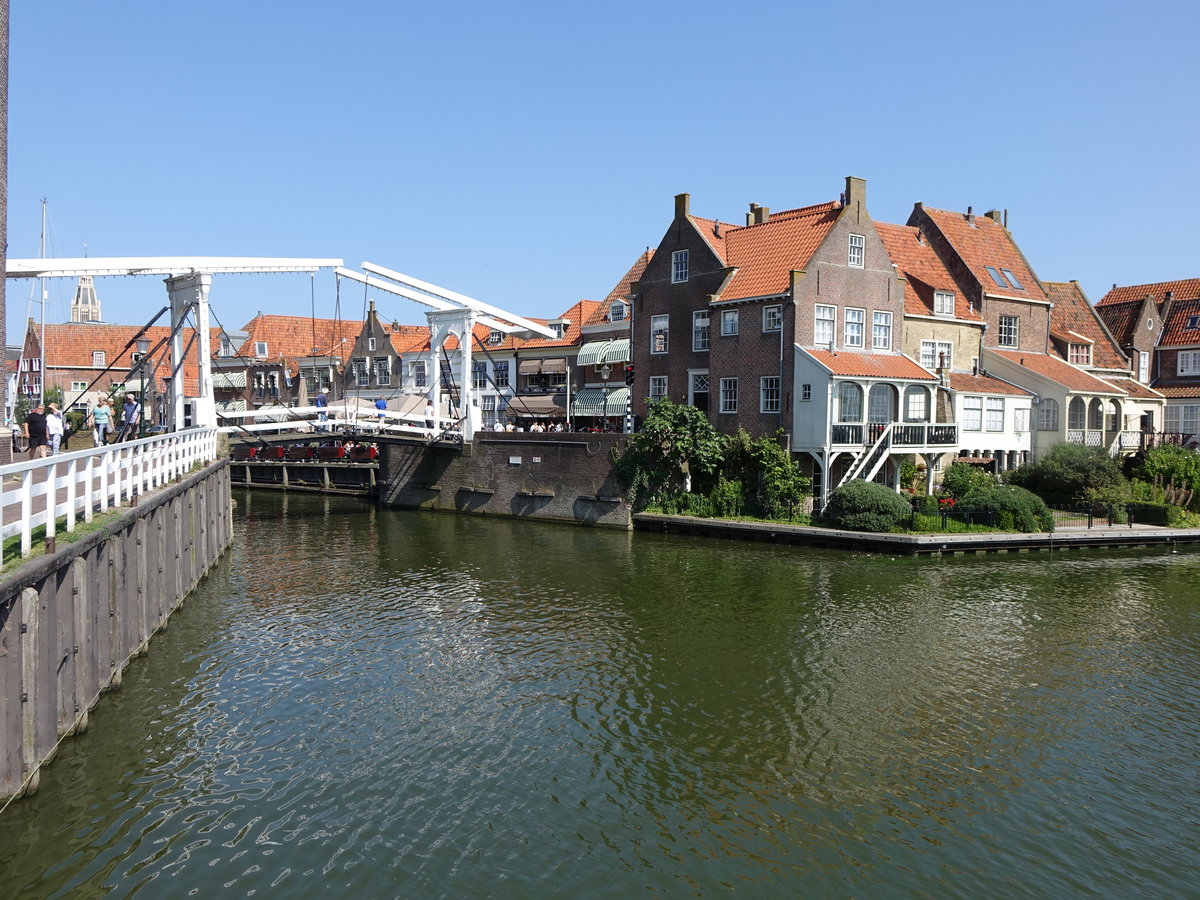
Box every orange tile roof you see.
[1158,297,1200,347]
[805,349,935,380]
[919,207,1047,302]
[1042,281,1128,369]
[1152,384,1200,399]
[687,216,732,264]
[584,249,653,326]
[32,322,219,395]
[718,203,841,301]
[237,315,364,369]
[946,372,1032,396]
[990,350,1122,393]
[874,221,981,320]
[519,300,602,350]
[1093,299,1142,347]
[1096,277,1200,307]
[1102,377,1163,400]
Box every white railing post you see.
[45,461,59,544]
[65,458,78,532]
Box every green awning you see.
[212,371,247,389]
[571,387,629,416]
[600,338,630,364]
[577,341,610,367]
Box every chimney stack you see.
[675,193,690,219]
[966,205,975,224]
[985,209,1003,225]
[844,176,867,212]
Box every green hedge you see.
[958,484,1054,533]
[826,479,913,532]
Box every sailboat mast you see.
[38,199,47,407]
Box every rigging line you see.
[59,306,171,411]
[438,344,461,419]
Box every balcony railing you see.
[1067,429,1104,447]
[832,422,957,447]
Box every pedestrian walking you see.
[92,398,113,446]
[24,402,49,459]
[46,402,65,454]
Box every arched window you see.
[1038,398,1060,431]
[1088,398,1104,431]
[838,382,863,422]
[868,384,897,423]
[1108,399,1121,432]
[1068,397,1086,430]
[904,385,928,422]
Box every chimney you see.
[746,203,770,225]
[369,299,376,313]
[844,176,866,212]
[966,206,975,224]
[985,209,1003,224]
[675,193,690,219]
[1166,290,1175,302]
[713,220,721,238]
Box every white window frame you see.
[962,396,983,431]
[998,315,1019,347]
[1014,408,1030,432]
[848,233,865,268]
[672,249,689,284]
[719,377,738,413]
[986,397,1004,432]
[71,380,87,392]
[92,350,106,367]
[872,311,892,350]
[721,309,739,336]
[472,361,488,389]
[488,331,503,345]
[368,337,377,352]
[1177,351,1200,376]
[1138,350,1150,383]
[760,376,780,413]
[920,340,953,370]
[649,375,668,401]
[934,291,955,316]
[693,310,710,351]
[801,383,811,402]
[375,357,391,386]
[1166,404,1200,433]
[763,304,782,333]
[255,341,269,358]
[815,305,835,347]
[1068,343,1091,366]
[609,301,627,322]
[844,307,865,348]
[410,360,427,388]
[493,360,509,388]
[651,315,669,355]
[1037,398,1059,431]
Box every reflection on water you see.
[2,490,1198,898]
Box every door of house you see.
[690,372,710,413]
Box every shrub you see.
[710,477,744,518]
[941,462,997,499]
[957,484,1054,533]
[1007,443,1127,504]
[825,479,913,532]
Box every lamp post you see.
[600,364,611,431]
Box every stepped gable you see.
[717,201,841,301]
[1158,297,1200,346]
[918,207,1047,302]
[806,348,935,380]
[1093,298,1142,347]
[1096,277,1200,307]
[1042,281,1128,369]
[946,372,1032,396]
[874,221,981,320]
[990,349,1122,393]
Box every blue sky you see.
[7,0,1199,341]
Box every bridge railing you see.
[216,404,455,439]
[0,428,219,563]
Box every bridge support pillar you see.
[165,273,216,431]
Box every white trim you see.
[983,291,1051,306]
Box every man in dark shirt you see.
[24,402,49,459]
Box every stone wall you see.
[0,460,232,802]
[381,433,632,527]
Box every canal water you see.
[1,491,1197,898]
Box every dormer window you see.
[1001,268,1023,290]
[1068,343,1091,365]
[672,250,689,283]
[255,341,269,358]
[1187,315,1200,329]
[609,301,627,322]
[551,323,566,339]
[488,330,503,345]
[220,337,236,357]
[934,291,955,316]
[92,351,106,367]
[131,352,145,365]
[848,234,865,268]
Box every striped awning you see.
[601,338,630,364]
[212,371,247,389]
[540,358,567,375]
[571,387,629,416]
[216,400,247,416]
[577,341,610,367]
[518,359,541,375]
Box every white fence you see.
[0,428,219,563]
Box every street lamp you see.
[599,364,611,431]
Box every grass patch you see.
[1,508,127,576]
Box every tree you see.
[614,399,725,509]
[940,461,996,499]
[1138,443,1200,492]
[1007,442,1127,503]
